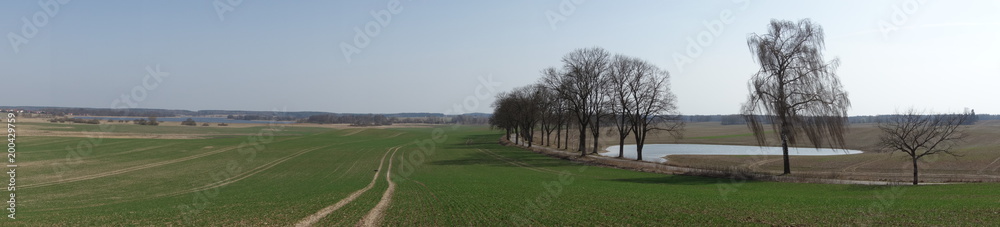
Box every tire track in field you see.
[32,145,335,212]
[333,158,364,182]
[978,155,1000,174]
[33,142,367,212]
[104,142,180,157]
[742,157,779,171]
[164,145,332,197]
[27,140,133,154]
[407,179,441,226]
[342,129,367,136]
[477,148,568,175]
[295,146,400,227]
[27,137,306,189]
[841,158,882,173]
[22,142,179,167]
[18,137,79,148]
[385,132,404,138]
[357,146,402,227]
[24,145,240,189]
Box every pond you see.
[602,144,863,163]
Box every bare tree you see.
[608,54,637,158]
[741,19,851,174]
[553,97,567,149]
[625,59,683,161]
[877,109,969,185]
[512,85,545,147]
[543,47,610,156]
[588,78,612,154]
[537,85,560,146]
[489,92,517,142]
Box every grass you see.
[14,124,1000,225]
[21,122,330,137]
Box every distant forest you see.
[683,111,998,125]
[1,106,490,125]
[302,113,488,126]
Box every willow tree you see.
[741,19,851,175]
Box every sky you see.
[2,0,998,115]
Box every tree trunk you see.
[590,115,600,154]
[528,128,533,147]
[618,136,625,158]
[781,133,790,175]
[524,126,531,147]
[636,143,643,161]
[556,124,562,149]
[912,156,919,185]
[514,127,520,145]
[592,129,599,154]
[578,125,587,156]
[564,124,569,150]
[546,130,551,146]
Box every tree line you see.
[227,114,297,121]
[303,114,394,126]
[849,109,984,125]
[490,47,684,161]
[301,113,489,126]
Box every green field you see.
[15,123,1000,225]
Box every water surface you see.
[602,144,862,163]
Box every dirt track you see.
[356,146,401,227]
[295,146,400,227]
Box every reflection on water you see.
[602,144,863,163]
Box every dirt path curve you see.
[25,145,239,189]
[294,146,399,227]
[356,146,402,227]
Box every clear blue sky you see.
[3,0,998,115]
